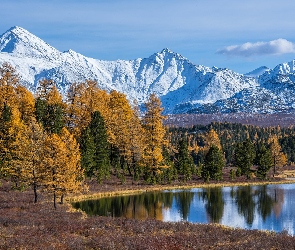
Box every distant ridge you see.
[1,26,295,114]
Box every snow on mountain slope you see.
[1,26,295,114]
[181,61,295,114]
[0,26,61,60]
[245,66,270,78]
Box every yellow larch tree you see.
[106,91,133,172]
[128,103,146,176]
[0,63,35,125]
[7,117,48,202]
[42,128,83,208]
[26,119,47,203]
[15,85,36,125]
[66,80,109,137]
[59,127,84,203]
[142,94,168,182]
[199,129,223,158]
[0,108,30,188]
[205,129,222,151]
[36,79,55,99]
[268,135,288,177]
[0,63,19,112]
[106,91,145,177]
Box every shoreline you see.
[68,178,295,202]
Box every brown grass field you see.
[2,170,295,250]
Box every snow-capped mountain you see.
[244,66,270,78]
[1,26,295,114]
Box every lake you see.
[72,183,295,235]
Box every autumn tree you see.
[42,128,83,208]
[204,129,222,151]
[15,85,35,124]
[59,128,84,203]
[106,91,145,179]
[0,63,19,110]
[106,91,133,172]
[0,63,36,125]
[3,117,48,202]
[128,103,146,179]
[268,135,287,177]
[0,106,24,186]
[142,94,168,183]
[66,80,109,137]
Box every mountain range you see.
[1,26,295,114]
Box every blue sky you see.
[1,0,295,74]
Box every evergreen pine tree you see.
[45,103,65,134]
[35,81,65,135]
[257,145,273,179]
[80,127,96,177]
[202,145,224,181]
[175,137,196,181]
[80,111,110,182]
[234,139,255,178]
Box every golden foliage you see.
[66,80,109,137]
[268,135,288,167]
[42,128,84,197]
[142,94,167,173]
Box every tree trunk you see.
[60,194,64,204]
[127,163,132,176]
[53,168,57,209]
[33,170,38,203]
[273,156,276,178]
[53,191,57,209]
[33,182,38,203]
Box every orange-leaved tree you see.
[268,135,287,177]
[141,94,168,183]
[66,80,109,138]
[42,127,84,208]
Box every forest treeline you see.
[0,62,294,207]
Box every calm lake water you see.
[72,183,295,235]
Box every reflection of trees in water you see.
[257,186,274,221]
[73,185,285,224]
[174,191,194,220]
[201,187,224,223]
[235,186,255,226]
[234,185,285,224]
[272,188,284,218]
[72,191,175,221]
[72,197,114,216]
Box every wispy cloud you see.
[217,39,295,57]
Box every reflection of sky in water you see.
[162,184,295,235]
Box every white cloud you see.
[217,39,295,57]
